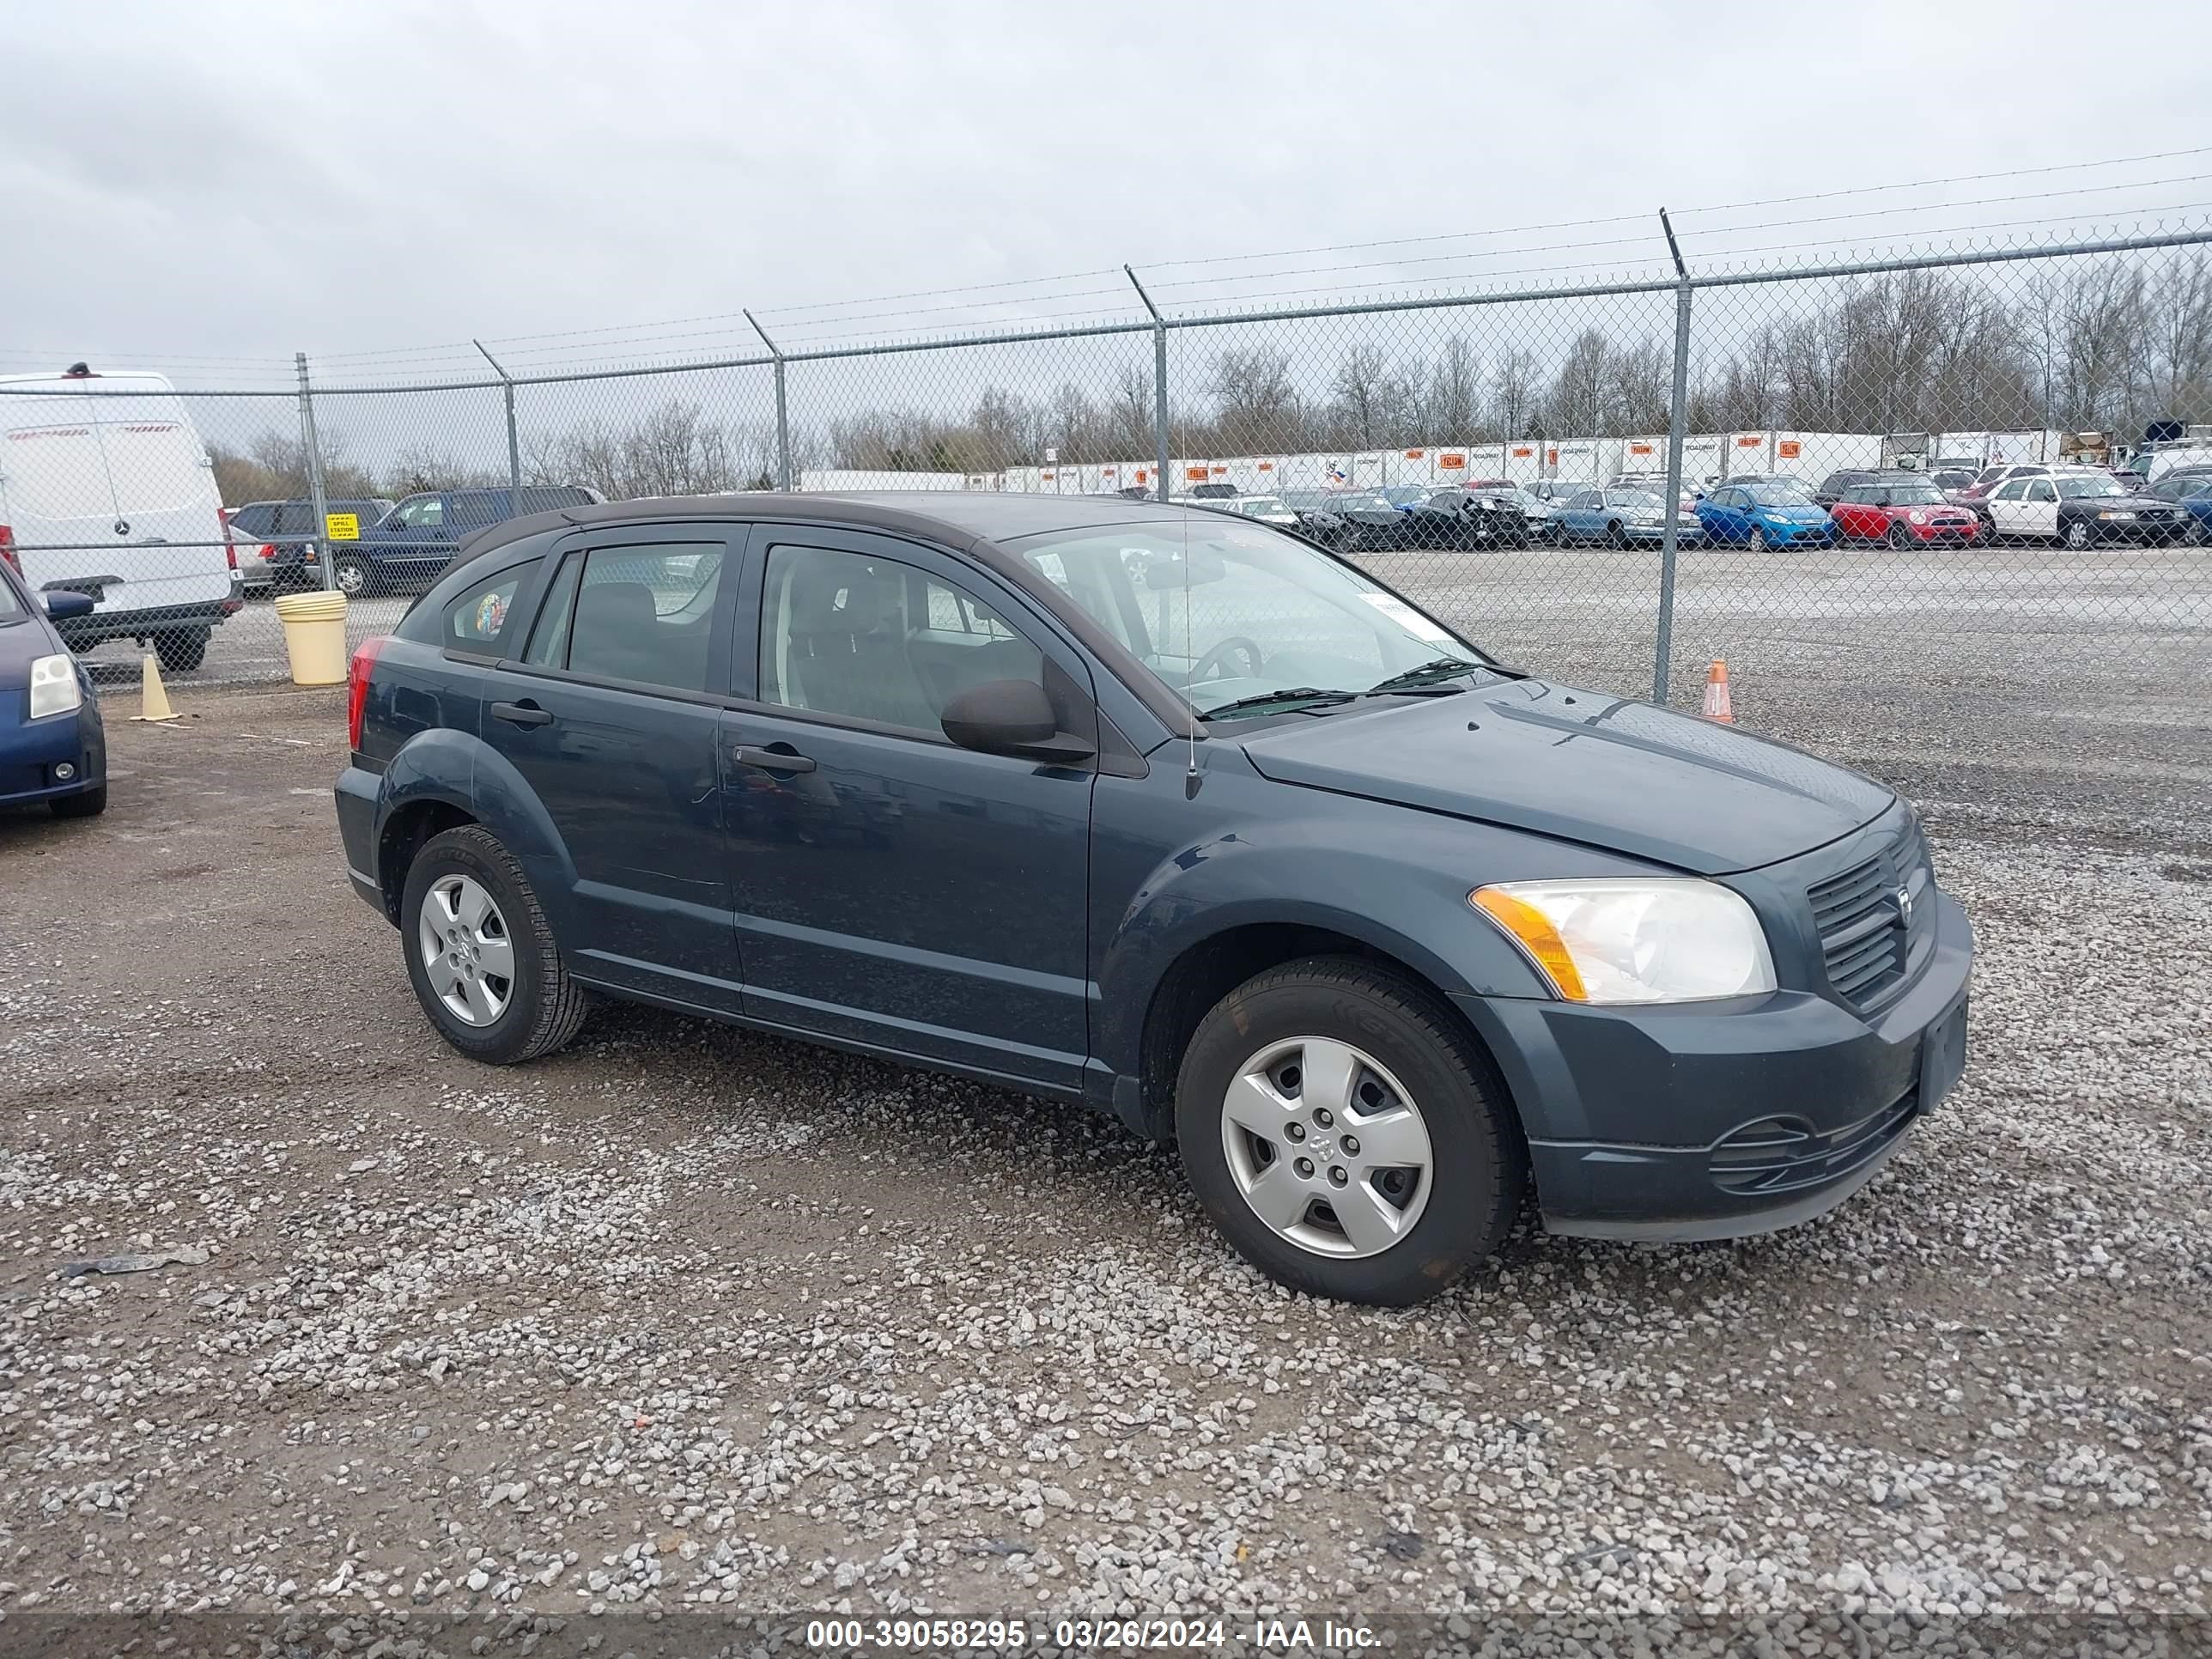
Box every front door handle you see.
[734,743,816,775]
[490,700,554,729]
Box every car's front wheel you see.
[1176,957,1525,1305]
[2063,520,2094,550]
[400,825,591,1064]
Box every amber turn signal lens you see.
[1470,887,1589,1002]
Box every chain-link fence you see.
[3,226,2207,728]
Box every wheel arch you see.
[1128,919,1530,1148]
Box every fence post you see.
[1654,210,1693,707]
[295,353,334,593]
[473,340,522,497]
[1124,266,1170,503]
[745,311,793,490]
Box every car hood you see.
[2069,492,2173,512]
[1750,503,1831,523]
[1238,679,1894,875]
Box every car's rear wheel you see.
[1176,957,1525,1305]
[154,629,208,672]
[400,825,590,1065]
[50,785,107,819]
[333,556,373,597]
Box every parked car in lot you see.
[1282,489,1394,550]
[1211,494,1299,528]
[227,497,395,592]
[1184,482,1240,500]
[1948,462,2051,508]
[1695,481,1836,549]
[1400,486,1538,550]
[337,491,1973,1305]
[1553,488,1705,549]
[1829,477,1983,546]
[1978,467,2190,547]
[0,366,242,672]
[1812,469,1886,508]
[0,551,106,817]
[1524,480,1589,512]
[332,484,602,596]
[2143,471,2212,542]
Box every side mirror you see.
[941,678,1095,764]
[43,591,96,622]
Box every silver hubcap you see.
[1219,1036,1435,1259]
[417,874,515,1027]
[337,563,365,594]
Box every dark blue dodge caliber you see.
[336,494,1972,1305]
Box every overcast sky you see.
[4,0,2210,386]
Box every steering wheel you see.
[1189,636,1265,684]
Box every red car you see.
[1829,476,1983,545]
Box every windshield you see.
[1328,491,1389,513]
[1608,490,1665,512]
[1379,486,1425,506]
[1238,495,1287,514]
[1006,517,1486,718]
[2054,474,2126,499]
[1743,483,1814,506]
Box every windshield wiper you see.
[1198,686,1358,720]
[1365,657,1486,695]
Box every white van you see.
[0,367,240,671]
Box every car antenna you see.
[1182,507,1201,799]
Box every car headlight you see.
[1907,509,1928,525]
[28,654,82,720]
[2097,510,2136,520]
[1472,878,1778,1004]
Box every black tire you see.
[2063,520,2093,550]
[50,786,107,819]
[154,629,208,672]
[400,824,590,1065]
[1175,956,1526,1306]
[1606,520,1627,550]
[1887,521,1911,550]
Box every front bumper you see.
[0,703,106,807]
[1621,524,1706,544]
[1906,520,1981,543]
[1455,889,1972,1242]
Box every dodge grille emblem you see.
[1897,884,1914,926]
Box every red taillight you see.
[258,544,278,562]
[0,524,16,575]
[348,635,388,751]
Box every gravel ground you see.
[1,635,2209,1656]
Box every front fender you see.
[1091,797,1604,1078]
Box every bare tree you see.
[1208,347,1303,452]
[1547,331,1612,435]
[1425,336,1482,441]
[1491,347,1544,441]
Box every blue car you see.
[1695,481,1838,549]
[1553,488,1706,548]
[331,484,603,598]
[2143,472,2212,543]
[0,556,106,818]
[337,493,1972,1307]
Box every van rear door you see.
[0,375,233,623]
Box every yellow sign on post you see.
[325,512,361,541]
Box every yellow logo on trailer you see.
[325,512,361,541]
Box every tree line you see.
[214,252,2212,505]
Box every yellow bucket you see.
[273,589,351,686]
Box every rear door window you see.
[523,543,724,692]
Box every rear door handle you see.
[734,744,816,774]
[490,701,554,729]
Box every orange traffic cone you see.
[1701,659,1734,724]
